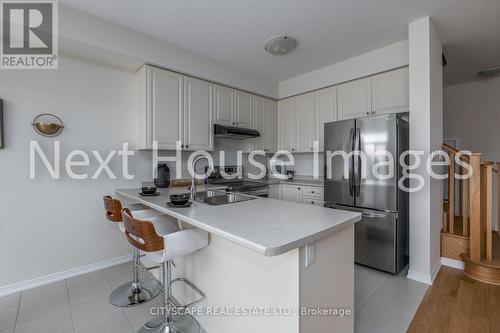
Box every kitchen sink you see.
[195,191,256,205]
[195,190,224,199]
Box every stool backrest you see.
[103,196,123,222]
[122,208,164,252]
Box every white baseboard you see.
[430,259,442,283]
[407,270,433,285]
[407,259,442,285]
[0,254,132,298]
[440,257,464,270]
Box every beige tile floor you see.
[354,264,428,333]
[0,262,165,333]
[1,262,427,333]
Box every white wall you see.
[444,76,500,230]
[279,40,409,98]
[0,55,154,288]
[407,17,443,285]
[59,5,279,99]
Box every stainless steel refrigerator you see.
[324,113,409,274]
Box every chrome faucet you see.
[190,155,210,200]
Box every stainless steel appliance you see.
[214,124,260,139]
[324,113,409,274]
[207,166,269,197]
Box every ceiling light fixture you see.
[264,36,297,56]
[478,66,500,78]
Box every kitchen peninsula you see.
[116,186,361,333]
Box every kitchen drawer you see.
[302,186,323,198]
[302,196,324,206]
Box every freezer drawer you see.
[336,205,397,273]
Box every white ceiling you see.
[61,0,500,86]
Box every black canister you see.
[154,164,170,188]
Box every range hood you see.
[214,124,260,139]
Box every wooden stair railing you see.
[441,143,500,285]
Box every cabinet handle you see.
[186,145,189,148]
[366,112,371,115]
[311,201,315,204]
[310,147,313,151]
[372,111,377,115]
[311,191,314,193]
[181,144,184,148]
[298,187,301,190]
[292,148,295,152]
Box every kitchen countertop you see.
[116,186,360,257]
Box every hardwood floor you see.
[408,266,500,333]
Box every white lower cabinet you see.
[302,196,324,206]
[268,185,281,200]
[281,185,303,203]
[272,184,324,205]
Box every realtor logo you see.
[1,0,58,69]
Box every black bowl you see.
[169,193,190,206]
[141,186,157,195]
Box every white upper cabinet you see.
[278,97,296,152]
[138,65,213,151]
[338,77,372,120]
[234,90,253,128]
[314,86,337,151]
[213,85,233,126]
[252,96,265,151]
[253,97,278,153]
[265,99,278,153]
[138,66,183,150]
[371,67,409,115]
[183,76,213,151]
[295,92,315,152]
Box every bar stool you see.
[103,196,165,307]
[122,208,209,333]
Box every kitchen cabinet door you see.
[338,78,372,120]
[265,99,278,153]
[372,67,409,115]
[214,85,233,126]
[234,90,252,128]
[278,97,296,152]
[302,196,324,206]
[252,96,265,151]
[295,92,315,153]
[281,185,302,203]
[268,184,281,199]
[147,66,183,150]
[183,76,213,151]
[314,86,337,151]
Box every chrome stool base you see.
[139,314,200,333]
[109,278,161,307]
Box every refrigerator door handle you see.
[354,127,361,197]
[348,128,355,196]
